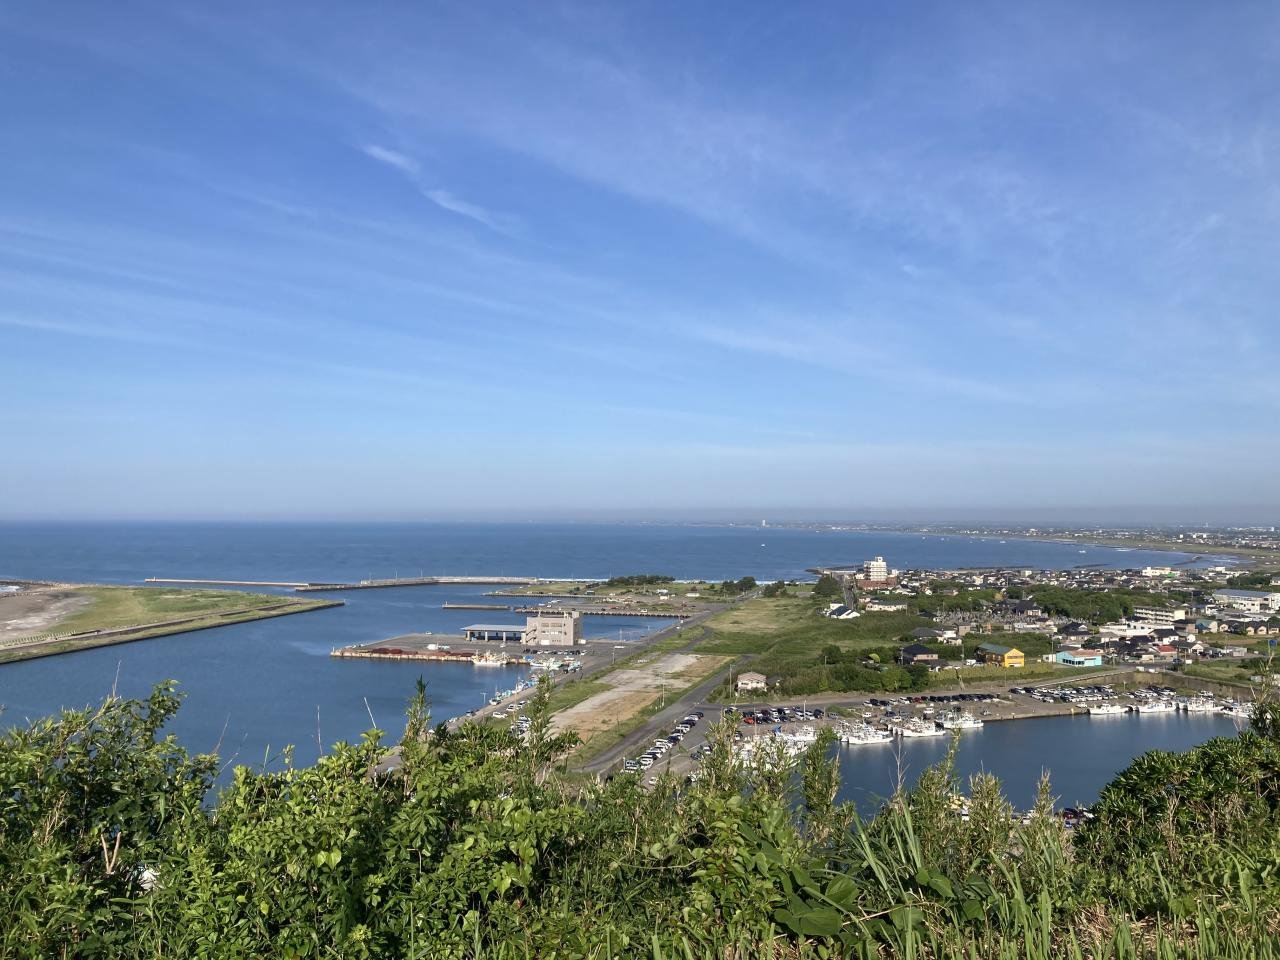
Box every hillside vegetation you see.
[3,680,1280,958]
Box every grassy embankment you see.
[0,586,340,664]
[1181,660,1267,689]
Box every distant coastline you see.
[936,530,1256,568]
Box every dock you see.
[512,603,691,618]
[441,602,512,610]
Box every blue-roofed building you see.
[1053,650,1104,667]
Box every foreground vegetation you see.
[3,680,1280,958]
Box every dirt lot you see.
[551,652,728,742]
[0,588,93,641]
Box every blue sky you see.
[1,1,1277,521]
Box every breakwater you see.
[145,575,538,592]
[0,598,344,664]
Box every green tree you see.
[812,574,843,600]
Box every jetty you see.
[441,602,512,611]
[146,575,538,593]
[145,578,313,589]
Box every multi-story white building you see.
[1212,589,1280,614]
[1132,606,1188,626]
[863,556,889,580]
[524,610,583,646]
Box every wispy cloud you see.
[686,321,1017,404]
[360,143,420,175]
[422,188,517,234]
[359,144,517,234]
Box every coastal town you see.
[312,552,1280,782]
[814,556,1280,671]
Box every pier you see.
[441,602,512,610]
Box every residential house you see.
[976,643,1025,668]
[1060,621,1092,642]
[864,599,908,612]
[1173,638,1205,657]
[735,671,768,693]
[897,643,939,667]
[824,603,860,620]
[909,627,945,642]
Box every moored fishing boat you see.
[1179,696,1217,713]
[939,712,983,730]
[838,722,893,745]
[1088,703,1128,716]
[895,718,947,738]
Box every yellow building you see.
[976,642,1024,668]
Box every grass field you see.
[0,586,340,664]
[687,597,1102,697]
[692,597,932,657]
[58,586,282,633]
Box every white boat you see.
[773,725,819,751]
[838,723,893,745]
[1134,700,1175,713]
[895,719,947,738]
[1179,697,1217,713]
[1221,702,1256,719]
[1088,703,1128,716]
[939,713,983,730]
[472,652,508,667]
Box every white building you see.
[863,599,907,612]
[1141,566,1177,578]
[1132,606,1188,626]
[736,671,768,693]
[524,610,583,646]
[863,556,889,580]
[1212,589,1280,614]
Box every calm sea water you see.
[0,520,1223,584]
[0,522,1238,795]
